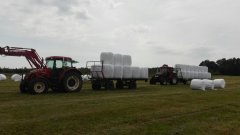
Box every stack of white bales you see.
[91,52,148,79]
[190,79,225,91]
[0,74,7,81]
[175,64,211,80]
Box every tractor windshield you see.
[46,59,73,69]
[46,60,54,69]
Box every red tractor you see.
[0,46,83,94]
[150,64,178,85]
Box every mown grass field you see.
[0,76,240,135]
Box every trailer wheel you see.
[129,81,137,89]
[116,81,123,89]
[150,77,156,85]
[105,81,114,90]
[20,81,28,93]
[63,72,83,92]
[29,78,48,94]
[92,80,101,90]
[183,80,188,85]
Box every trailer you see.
[86,61,148,90]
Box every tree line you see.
[200,58,240,76]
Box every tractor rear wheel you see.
[63,72,82,92]
[29,78,48,94]
[20,81,28,93]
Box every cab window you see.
[56,60,63,68]
[46,60,54,69]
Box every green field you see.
[0,76,240,135]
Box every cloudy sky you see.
[0,0,239,68]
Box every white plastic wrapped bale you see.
[100,52,114,65]
[123,66,132,79]
[113,65,123,79]
[81,75,90,81]
[11,74,22,82]
[91,65,102,78]
[203,66,208,72]
[0,74,7,81]
[123,55,132,66]
[132,67,140,79]
[190,79,206,91]
[214,79,226,89]
[206,73,212,79]
[192,72,199,79]
[140,68,149,79]
[203,79,214,90]
[114,54,123,66]
[91,64,114,79]
[181,71,191,79]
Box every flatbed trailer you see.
[87,61,148,90]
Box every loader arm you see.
[0,46,44,69]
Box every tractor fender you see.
[59,68,82,81]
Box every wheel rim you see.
[34,82,46,93]
[67,76,80,91]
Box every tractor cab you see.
[45,56,79,80]
[46,56,78,69]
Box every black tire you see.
[29,78,48,94]
[116,80,124,89]
[20,81,28,93]
[104,81,114,90]
[63,72,83,92]
[92,80,101,90]
[183,80,188,85]
[128,81,137,89]
[150,77,156,85]
[170,77,178,85]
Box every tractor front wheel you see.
[63,72,83,92]
[29,78,48,94]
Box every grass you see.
[0,76,240,135]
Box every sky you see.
[0,0,240,68]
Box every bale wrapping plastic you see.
[100,52,114,65]
[214,79,225,89]
[11,74,22,82]
[123,66,132,79]
[203,79,214,90]
[132,67,140,79]
[123,55,132,66]
[113,65,123,79]
[140,68,149,79]
[0,74,7,81]
[114,54,123,66]
[91,64,114,79]
[190,79,206,91]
